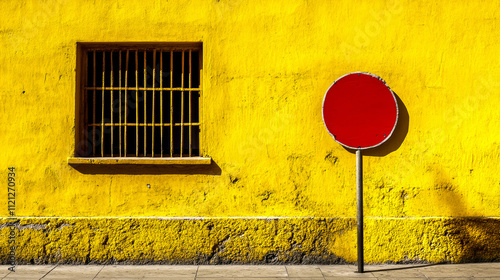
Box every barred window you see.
[75,43,202,158]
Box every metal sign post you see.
[322,72,399,273]
[356,148,364,273]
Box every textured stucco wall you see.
[1,218,500,264]
[0,0,499,263]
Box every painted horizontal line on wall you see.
[3,216,500,220]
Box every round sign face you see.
[322,72,398,150]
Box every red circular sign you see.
[322,72,398,149]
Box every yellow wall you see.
[1,0,499,263]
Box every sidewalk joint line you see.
[39,264,58,279]
[92,265,106,280]
[195,265,200,279]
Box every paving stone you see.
[196,265,287,278]
[318,265,376,278]
[2,265,56,279]
[285,265,324,277]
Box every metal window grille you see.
[77,43,202,157]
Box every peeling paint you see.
[1,217,500,264]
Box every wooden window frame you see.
[71,42,210,166]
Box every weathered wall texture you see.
[0,0,499,263]
[1,218,500,264]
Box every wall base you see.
[1,217,499,264]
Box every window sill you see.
[67,156,218,175]
[68,157,212,166]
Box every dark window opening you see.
[78,44,202,158]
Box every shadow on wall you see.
[430,168,500,262]
[344,93,409,157]
[445,215,500,262]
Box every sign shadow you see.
[364,261,448,273]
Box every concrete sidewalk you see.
[1,263,500,279]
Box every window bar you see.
[119,51,122,157]
[143,51,147,156]
[199,50,203,156]
[135,51,139,157]
[85,86,203,91]
[160,51,164,157]
[152,50,156,156]
[180,51,185,157]
[170,51,174,157]
[92,51,96,156]
[188,50,192,157]
[101,52,105,157]
[110,51,114,157]
[124,50,129,157]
